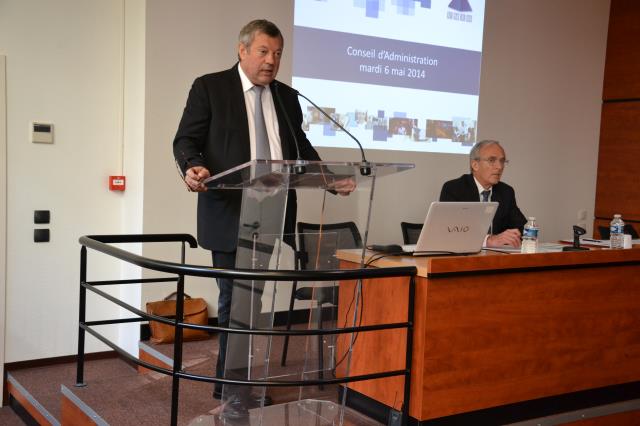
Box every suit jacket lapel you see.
[228,64,251,162]
[271,80,292,159]
[491,187,502,204]
[465,174,480,200]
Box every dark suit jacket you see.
[173,64,321,252]
[439,174,527,234]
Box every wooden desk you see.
[336,247,640,421]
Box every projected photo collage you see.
[301,105,476,146]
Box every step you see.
[6,373,59,426]
[137,337,216,375]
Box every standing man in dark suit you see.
[173,20,353,417]
[440,140,526,248]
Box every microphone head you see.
[292,159,307,174]
[273,80,299,94]
[359,162,372,176]
[573,225,586,236]
[281,81,299,94]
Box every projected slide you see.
[292,0,486,154]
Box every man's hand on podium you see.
[330,177,356,196]
[185,166,210,192]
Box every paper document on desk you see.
[488,242,566,253]
[560,237,609,247]
[561,237,640,247]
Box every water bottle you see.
[521,217,539,254]
[609,214,625,249]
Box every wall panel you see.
[594,0,640,231]
[602,0,640,100]
[594,102,640,221]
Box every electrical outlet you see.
[578,209,587,221]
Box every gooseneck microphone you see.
[562,225,589,252]
[294,90,372,176]
[272,81,306,174]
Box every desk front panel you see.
[338,250,640,420]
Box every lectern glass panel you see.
[221,182,290,410]
[202,160,414,424]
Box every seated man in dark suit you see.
[440,140,526,248]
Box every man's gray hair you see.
[469,140,502,171]
[238,19,283,48]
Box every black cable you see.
[332,249,461,371]
[364,245,458,258]
[333,251,408,370]
[410,250,457,256]
[333,277,363,370]
[364,249,411,259]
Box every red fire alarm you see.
[109,175,126,191]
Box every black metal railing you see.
[77,234,416,426]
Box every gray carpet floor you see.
[6,334,381,425]
[0,405,25,425]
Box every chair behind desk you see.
[401,221,423,245]
[281,221,363,374]
[297,221,362,270]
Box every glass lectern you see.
[202,160,413,425]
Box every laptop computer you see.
[402,201,498,255]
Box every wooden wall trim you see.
[602,0,640,100]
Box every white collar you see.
[473,175,492,197]
[237,64,257,93]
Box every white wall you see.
[117,0,146,356]
[474,0,609,242]
[0,0,142,362]
[1,54,8,403]
[0,0,611,364]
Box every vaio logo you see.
[448,225,470,233]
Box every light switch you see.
[34,229,50,243]
[31,122,54,144]
[34,210,50,224]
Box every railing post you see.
[170,242,187,425]
[76,246,88,387]
[402,274,416,426]
[170,273,186,426]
